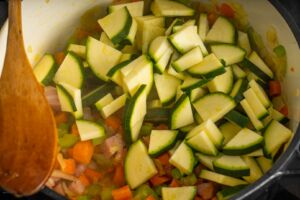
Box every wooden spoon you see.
[0,0,58,196]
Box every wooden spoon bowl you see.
[0,0,57,196]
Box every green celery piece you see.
[58,134,78,148]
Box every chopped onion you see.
[51,169,77,181]
[69,179,85,195]
[44,86,61,111]
[75,164,87,177]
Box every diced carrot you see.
[105,115,122,133]
[112,185,133,200]
[54,52,66,65]
[170,179,180,187]
[280,105,289,117]
[156,124,168,130]
[113,165,125,186]
[207,12,218,26]
[157,153,170,166]
[84,168,102,183]
[146,195,156,200]
[55,112,68,124]
[67,147,74,158]
[79,174,90,187]
[73,141,94,164]
[269,80,281,97]
[71,123,80,136]
[150,175,170,187]
[62,158,76,175]
[219,3,235,18]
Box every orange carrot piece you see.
[280,105,289,116]
[219,3,235,18]
[146,195,156,200]
[67,147,73,158]
[112,185,133,200]
[113,165,125,186]
[150,175,170,187]
[62,158,76,175]
[84,168,103,183]
[73,141,94,164]
[105,115,122,132]
[55,112,68,124]
[71,123,79,136]
[269,80,281,97]
[157,153,170,166]
[170,179,180,187]
[54,51,66,65]
[79,174,90,187]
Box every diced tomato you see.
[219,3,235,18]
[84,168,103,183]
[105,115,122,133]
[197,182,216,200]
[146,195,156,200]
[156,124,169,130]
[207,12,218,26]
[54,52,66,65]
[170,179,180,187]
[280,105,289,117]
[79,174,90,187]
[112,185,133,200]
[269,80,281,97]
[157,153,170,166]
[71,123,79,136]
[150,175,170,186]
[113,165,125,186]
[194,196,203,200]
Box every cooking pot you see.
[0,0,300,199]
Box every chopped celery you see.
[92,136,105,146]
[101,187,115,200]
[93,154,114,170]
[154,185,164,197]
[180,173,197,186]
[134,184,159,200]
[58,134,79,148]
[140,123,153,136]
[86,184,101,197]
[273,45,286,57]
[171,168,182,180]
[57,123,70,137]
[77,195,91,200]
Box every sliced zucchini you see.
[124,85,147,144]
[219,122,242,145]
[54,52,84,88]
[107,60,132,87]
[56,82,83,119]
[263,120,292,158]
[165,18,184,35]
[82,83,115,107]
[207,66,233,94]
[199,169,248,187]
[144,108,170,123]
[100,94,127,118]
[211,44,246,66]
[216,185,247,200]
[243,88,269,120]
[232,64,247,79]
[98,7,133,45]
[244,149,264,157]
[148,130,178,157]
[108,1,144,17]
[186,130,219,156]
[151,0,195,17]
[142,24,165,53]
[240,58,271,81]
[172,47,203,72]
[198,13,209,41]
[269,107,289,124]
[205,16,235,44]
[33,54,57,86]
[154,73,181,106]
[223,128,264,155]
[122,55,153,96]
[248,51,274,79]
[99,32,115,48]
[213,155,250,177]
[237,31,251,55]
[170,94,194,129]
[225,110,250,128]
[189,87,207,102]
[180,76,209,92]
[125,140,157,189]
[187,53,225,79]
[240,99,264,131]
[149,36,172,62]
[162,186,196,200]
[169,25,207,54]
[76,120,105,141]
[256,156,273,173]
[168,66,187,81]
[95,93,114,111]
[154,48,173,74]
[230,78,248,103]
[242,156,263,183]
[169,141,196,174]
[172,19,196,33]
[249,80,271,108]
[67,44,86,59]
[180,123,197,133]
[86,37,122,81]
[193,93,236,122]
[195,153,219,170]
